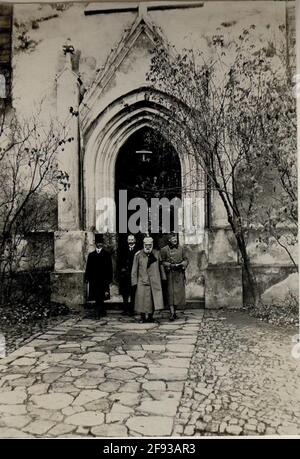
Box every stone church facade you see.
[0,1,297,309]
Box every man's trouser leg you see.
[139,313,146,323]
[95,300,102,319]
[122,295,129,314]
[128,286,135,316]
[95,292,106,318]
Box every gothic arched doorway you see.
[115,126,182,254]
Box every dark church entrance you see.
[115,126,182,255]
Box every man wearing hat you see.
[131,236,166,323]
[160,233,189,320]
[85,234,113,319]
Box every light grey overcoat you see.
[131,249,166,313]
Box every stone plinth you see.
[54,231,87,272]
[52,230,88,309]
[51,271,85,308]
[208,228,238,265]
[184,244,207,302]
[205,265,243,309]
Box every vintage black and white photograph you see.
[0,0,299,440]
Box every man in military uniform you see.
[160,233,188,320]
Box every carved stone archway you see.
[82,88,205,244]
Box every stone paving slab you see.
[0,310,299,437]
[0,311,202,437]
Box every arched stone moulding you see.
[82,87,205,243]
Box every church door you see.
[115,126,182,254]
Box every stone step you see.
[85,300,205,310]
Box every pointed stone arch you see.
[82,87,205,243]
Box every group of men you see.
[84,233,188,322]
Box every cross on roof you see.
[85,1,204,16]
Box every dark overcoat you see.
[118,244,139,297]
[85,249,113,302]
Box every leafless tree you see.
[147,26,297,306]
[0,103,70,305]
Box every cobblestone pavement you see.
[176,311,300,436]
[0,310,299,437]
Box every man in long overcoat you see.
[118,234,140,316]
[131,236,166,323]
[85,234,113,319]
[160,233,189,320]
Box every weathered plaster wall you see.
[12,3,135,116]
[246,229,298,267]
[12,1,286,118]
[152,0,285,50]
